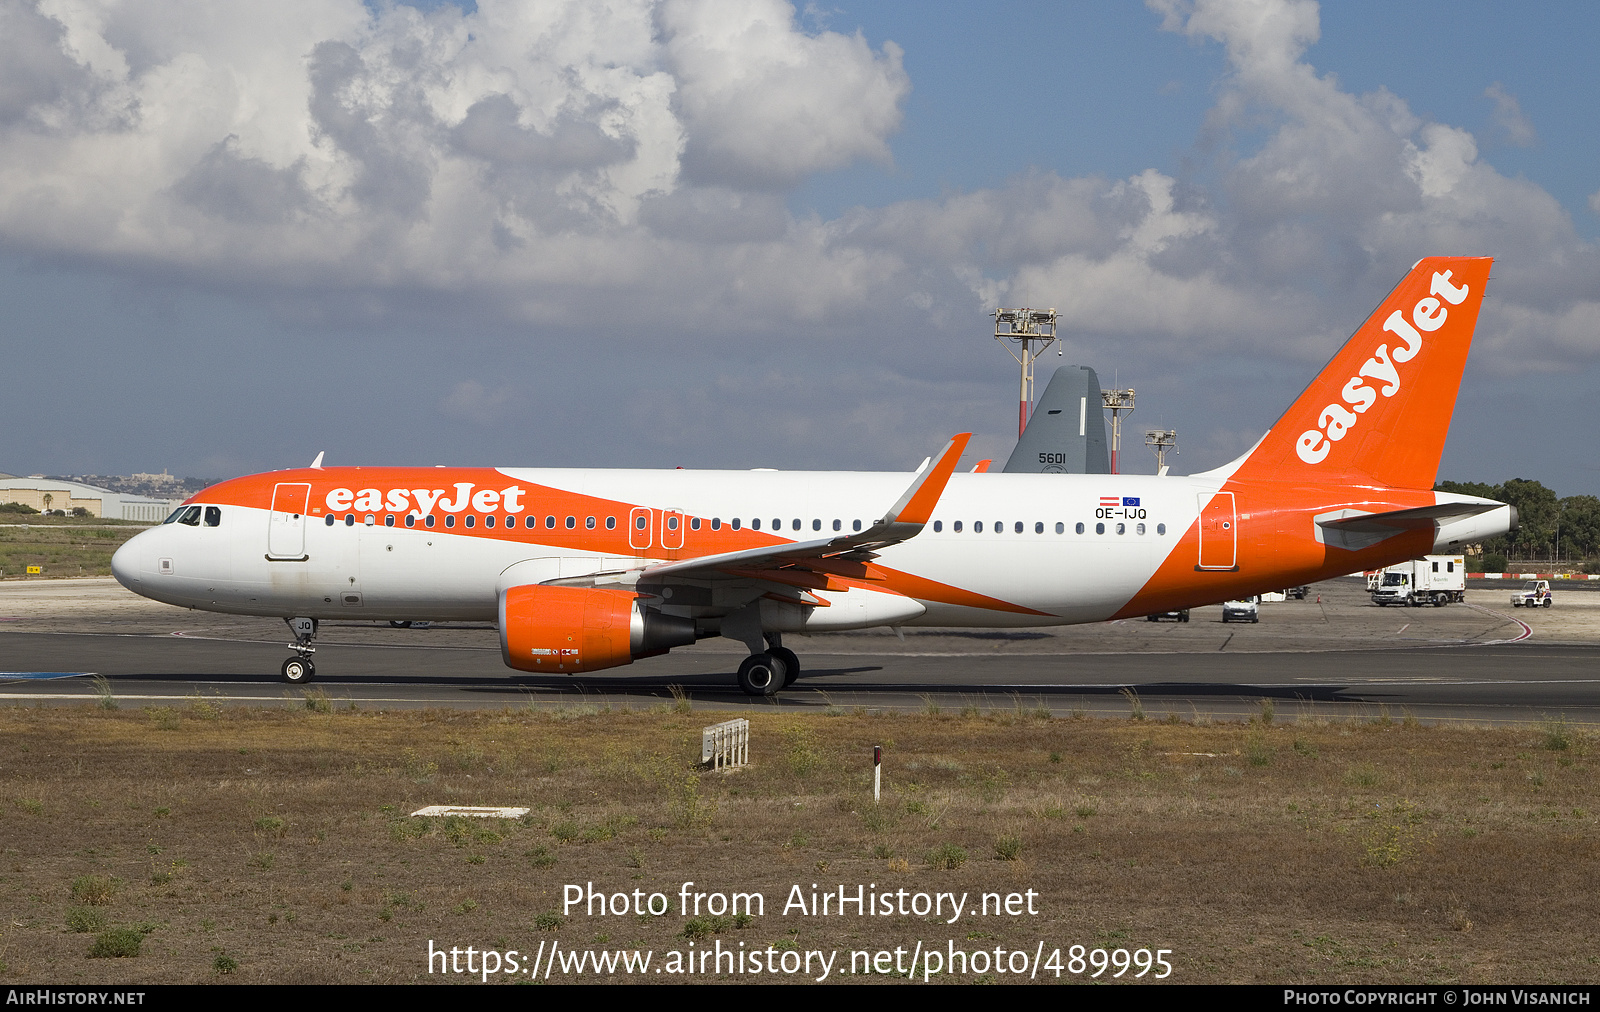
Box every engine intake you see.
[499,584,696,673]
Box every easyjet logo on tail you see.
[1295,270,1472,465]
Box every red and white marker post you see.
[873,745,882,803]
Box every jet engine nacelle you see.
[498,584,696,673]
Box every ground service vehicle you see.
[1146,609,1190,622]
[1512,580,1552,608]
[1370,555,1466,607]
[112,258,1517,694]
[1222,597,1260,623]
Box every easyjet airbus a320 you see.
[112,257,1516,694]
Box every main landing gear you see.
[735,634,802,697]
[282,617,317,684]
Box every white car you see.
[1222,597,1260,623]
[1512,580,1552,608]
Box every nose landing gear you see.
[282,617,318,683]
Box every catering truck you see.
[1369,556,1467,607]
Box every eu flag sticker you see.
[1122,497,1140,507]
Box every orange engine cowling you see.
[498,584,696,674]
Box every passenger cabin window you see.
[974,521,983,533]
[426,515,436,528]
[445,515,455,528]
[325,514,336,526]
[1095,523,1105,535]
[405,514,415,528]
[484,515,494,528]
[1156,523,1166,535]
[1076,522,1085,534]
[204,506,221,527]
[690,518,700,531]
[606,517,616,530]
[752,518,761,531]
[933,521,942,532]
[1055,522,1064,534]
[954,521,963,532]
[464,515,475,528]
[731,518,741,530]
[1014,521,1024,534]
[812,519,821,531]
[832,519,841,531]
[588,517,597,530]
[566,516,576,529]
[1034,522,1042,534]
[711,518,721,531]
[385,514,395,527]
[853,520,862,532]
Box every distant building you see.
[0,477,178,522]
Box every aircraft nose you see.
[111,536,142,592]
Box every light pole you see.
[1102,388,1135,474]
[993,308,1059,437]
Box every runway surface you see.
[3,576,1596,724]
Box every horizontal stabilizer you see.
[1315,501,1500,552]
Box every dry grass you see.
[0,704,1596,984]
[0,521,145,580]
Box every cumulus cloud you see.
[0,0,1595,388]
[0,0,907,320]
[1485,82,1537,148]
[661,0,907,188]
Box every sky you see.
[1,0,1597,494]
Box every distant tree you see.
[1434,480,1499,501]
[1499,479,1559,558]
[1560,495,1600,560]
[70,506,90,518]
[1436,479,1599,562]
[0,501,41,514]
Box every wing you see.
[637,432,971,588]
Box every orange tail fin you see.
[1232,256,1492,490]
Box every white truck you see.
[1369,556,1466,607]
[1511,580,1552,608]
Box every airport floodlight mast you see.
[1145,428,1179,473]
[993,307,1059,437]
[1102,387,1135,474]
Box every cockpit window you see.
[203,506,221,527]
[163,507,187,524]
[177,505,202,526]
